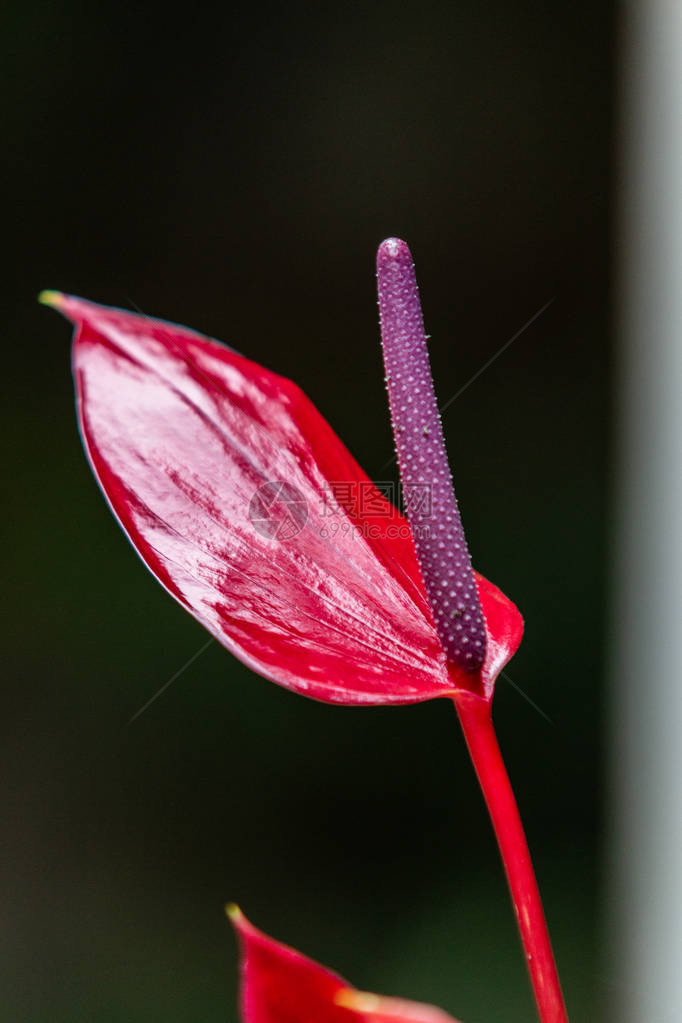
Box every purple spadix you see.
[376,238,487,672]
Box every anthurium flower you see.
[227,905,461,1023]
[38,284,521,705]
[41,240,568,1023]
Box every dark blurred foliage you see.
[2,1,613,1020]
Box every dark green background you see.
[3,2,612,1019]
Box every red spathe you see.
[53,293,522,704]
[229,906,461,1023]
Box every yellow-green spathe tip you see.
[335,990,381,1010]
[225,902,243,922]
[38,289,64,309]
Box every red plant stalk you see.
[377,239,568,1023]
[454,692,567,1023]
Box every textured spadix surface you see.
[229,906,461,1023]
[377,238,486,672]
[45,292,522,703]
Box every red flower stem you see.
[453,691,568,1023]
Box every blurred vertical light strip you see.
[609,2,682,1021]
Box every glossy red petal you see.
[49,293,521,704]
[228,906,461,1023]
